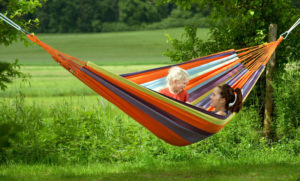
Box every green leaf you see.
[249,10,255,16]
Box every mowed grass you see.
[0,28,209,66]
[0,28,209,98]
[0,64,168,98]
[0,160,299,181]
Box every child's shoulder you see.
[179,89,188,95]
[159,88,169,93]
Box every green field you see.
[0,28,209,66]
[0,27,208,98]
[0,65,168,98]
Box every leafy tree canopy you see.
[0,0,43,90]
[0,0,43,152]
[0,0,43,46]
[160,0,299,70]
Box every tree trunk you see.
[115,0,119,20]
[264,24,277,139]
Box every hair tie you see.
[229,94,237,107]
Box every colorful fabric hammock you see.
[26,34,283,146]
[2,13,298,146]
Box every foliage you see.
[146,7,209,30]
[34,0,168,33]
[0,0,41,90]
[0,0,42,159]
[163,24,205,63]
[36,0,119,33]
[162,0,300,66]
[0,123,22,151]
[0,60,28,91]
[156,0,196,10]
[32,0,210,33]
[273,62,300,140]
[118,0,168,26]
[101,22,131,32]
[0,0,43,46]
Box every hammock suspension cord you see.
[280,18,300,39]
[0,13,29,35]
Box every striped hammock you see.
[27,35,283,146]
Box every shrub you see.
[273,62,300,140]
[101,22,132,32]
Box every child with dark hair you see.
[210,84,243,116]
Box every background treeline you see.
[31,0,210,33]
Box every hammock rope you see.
[0,13,29,35]
[280,18,300,39]
[1,13,299,146]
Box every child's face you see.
[210,87,225,108]
[171,79,188,93]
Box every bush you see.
[273,62,300,140]
[101,22,132,32]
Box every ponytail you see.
[230,88,243,113]
[218,84,243,113]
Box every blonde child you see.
[159,66,189,103]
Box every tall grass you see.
[0,93,298,165]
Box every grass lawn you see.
[0,160,299,181]
[0,28,209,66]
[0,64,168,97]
[0,27,209,97]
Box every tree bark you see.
[264,24,277,139]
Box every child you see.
[159,66,189,103]
[210,84,243,116]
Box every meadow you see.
[0,28,299,180]
[0,28,209,66]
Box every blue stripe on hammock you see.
[197,67,248,108]
[198,65,264,108]
[140,53,238,90]
[121,51,236,77]
[198,65,263,106]
[241,65,265,98]
[188,61,241,94]
[189,63,243,101]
